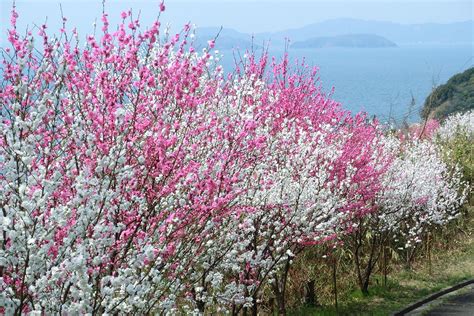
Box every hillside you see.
[193,27,259,50]
[291,34,397,48]
[421,67,474,120]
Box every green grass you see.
[290,277,472,316]
[289,227,474,316]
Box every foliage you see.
[421,67,474,120]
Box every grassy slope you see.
[290,212,474,316]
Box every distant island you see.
[194,19,472,50]
[262,19,473,47]
[291,34,397,48]
[421,67,474,120]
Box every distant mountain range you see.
[194,19,473,50]
[193,27,259,50]
[291,34,397,49]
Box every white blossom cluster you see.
[0,31,238,314]
[175,74,386,313]
[436,110,474,141]
[376,135,467,248]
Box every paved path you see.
[407,284,474,315]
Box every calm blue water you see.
[219,43,473,123]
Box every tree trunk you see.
[269,297,275,315]
[196,300,206,314]
[332,256,339,311]
[273,280,286,315]
[361,277,370,296]
[353,237,364,293]
[277,296,286,316]
[383,243,388,287]
[305,280,317,307]
[251,295,258,316]
[273,259,292,316]
[427,233,432,275]
[354,234,380,296]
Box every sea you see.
[0,40,472,123]
[218,43,473,123]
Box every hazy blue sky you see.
[1,0,472,44]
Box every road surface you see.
[407,284,474,315]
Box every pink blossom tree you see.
[185,56,390,314]
[0,6,269,314]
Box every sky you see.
[0,0,472,43]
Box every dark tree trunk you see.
[305,280,317,307]
[269,297,275,315]
[353,236,365,293]
[276,291,286,316]
[196,300,206,313]
[361,278,370,296]
[354,232,380,296]
[273,259,291,316]
[251,295,258,316]
[427,232,432,275]
[383,243,388,287]
[332,256,339,311]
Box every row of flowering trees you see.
[0,6,470,315]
